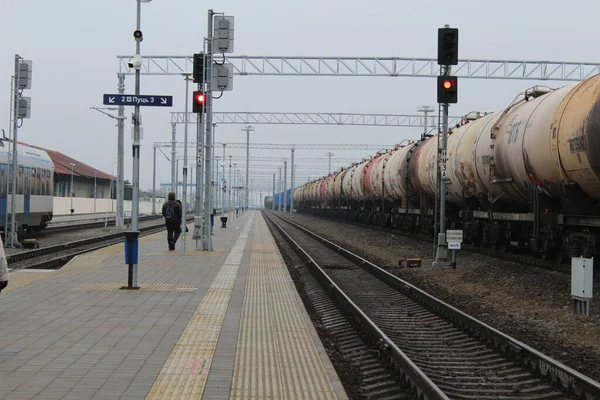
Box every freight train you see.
[287,73,600,263]
[0,139,54,234]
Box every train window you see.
[31,168,37,195]
[46,170,51,195]
[41,170,46,196]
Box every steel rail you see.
[263,210,449,400]
[268,211,600,400]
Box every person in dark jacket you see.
[162,192,182,250]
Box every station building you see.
[29,145,124,200]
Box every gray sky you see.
[1,0,599,193]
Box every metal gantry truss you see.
[154,142,393,151]
[117,55,600,81]
[170,111,462,127]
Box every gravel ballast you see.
[281,211,600,382]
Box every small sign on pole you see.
[446,229,463,267]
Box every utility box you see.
[571,257,593,316]
[571,257,593,298]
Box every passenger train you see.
[0,139,54,233]
[273,73,600,264]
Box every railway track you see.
[264,211,600,400]
[8,216,194,271]
[44,214,162,233]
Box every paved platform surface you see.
[0,210,347,399]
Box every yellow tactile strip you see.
[230,214,343,399]
[71,282,198,292]
[145,214,254,399]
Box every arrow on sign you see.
[102,94,173,107]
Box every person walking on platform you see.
[0,237,9,294]
[162,192,182,251]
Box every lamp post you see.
[69,163,76,214]
[125,0,152,290]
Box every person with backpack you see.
[0,236,9,294]
[162,192,182,251]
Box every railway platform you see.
[0,211,347,400]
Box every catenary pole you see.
[202,9,214,250]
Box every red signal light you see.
[443,79,454,89]
[192,90,205,113]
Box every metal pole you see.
[94,169,97,213]
[70,163,74,212]
[227,155,232,217]
[418,105,433,138]
[190,162,194,209]
[152,145,156,214]
[193,106,204,242]
[202,9,214,251]
[171,122,177,194]
[433,88,450,266]
[181,74,191,254]
[215,156,220,210]
[242,125,253,213]
[222,144,226,212]
[290,148,295,214]
[128,0,143,288]
[233,163,237,218]
[5,75,13,238]
[9,54,20,248]
[211,122,216,225]
[278,167,282,211]
[326,152,334,174]
[283,161,287,212]
[116,73,125,228]
[272,173,275,211]
[210,122,219,212]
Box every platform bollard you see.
[121,231,140,290]
[220,216,228,228]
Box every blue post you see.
[122,231,140,290]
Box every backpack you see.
[165,202,175,221]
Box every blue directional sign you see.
[103,94,173,107]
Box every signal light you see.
[437,76,458,104]
[192,52,204,83]
[192,90,205,113]
[437,27,458,66]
